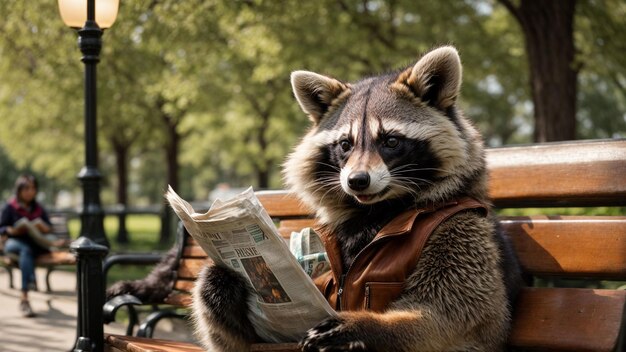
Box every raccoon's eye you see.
[339,140,352,152]
[384,137,399,149]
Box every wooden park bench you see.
[0,213,75,292]
[73,139,626,352]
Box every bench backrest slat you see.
[176,215,626,282]
[256,191,312,218]
[487,139,626,207]
[178,258,209,280]
[502,216,626,278]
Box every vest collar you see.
[316,200,461,241]
[376,200,459,238]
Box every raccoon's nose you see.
[347,172,370,191]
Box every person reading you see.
[0,174,66,317]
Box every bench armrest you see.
[103,294,143,323]
[103,253,163,281]
[103,294,143,336]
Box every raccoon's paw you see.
[194,265,258,342]
[299,317,368,352]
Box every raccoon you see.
[192,46,522,351]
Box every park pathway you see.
[0,267,195,352]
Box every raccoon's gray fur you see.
[192,46,522,351]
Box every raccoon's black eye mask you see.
[382,136,399,149]
[339,139,352,152]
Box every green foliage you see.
[575,0,626,139]
[0,1,83,187]
[0,0,624,204]
[67,213,171,252]
[67,214,169,285]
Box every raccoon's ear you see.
[291,71,348,125]
[396,46,462,111]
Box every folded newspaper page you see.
[166,186,336,342]
[14,217,55,249]
[290,227,331,280]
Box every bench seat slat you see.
[36,251,76,266]
[502,216,626,278]
[3,251,76,266]
[105,335,204,352]
[105,334,301,352]
[509,287,626,351]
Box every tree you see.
[576,0,626,139]
[498,0,578,142]
[0,1,84,188]
[1,0,623,223]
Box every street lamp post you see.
[58,1,118,351]
[58,0,119,247]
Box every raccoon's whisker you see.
[390,184,419,197]
[313,176,342,188]
[395,180,423,194]
[390,175,436,186]
[314,172,341,181]
[311,174,340,183]
[384,174,435,187]
[390,164,449,175]
[390,172,434,182]
[317,184,346,206]
[314,161,341,172]
[309,177,342,191]
[389,183,421,203]
[387,178,422,195]
[391,167,448,176]
[390,163,436,171]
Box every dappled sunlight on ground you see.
[0,268,195,352]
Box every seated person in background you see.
[0,174,56,317]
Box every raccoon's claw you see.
[299,317,368,352]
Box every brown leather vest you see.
[313,198,487,312]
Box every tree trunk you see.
[160,112,180,245]
[500,0,578,142]
[257,111,270,189]
[113,141,129,244]
[165,125,180,195]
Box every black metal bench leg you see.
[45,267,54,292]
[126,305,139,336]
[136,309,187,338]
[1,266,14,289]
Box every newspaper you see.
[14,217,56,249]
[166,186,336,342]
[290,227,331,280]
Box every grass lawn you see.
[67,214,175,285]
